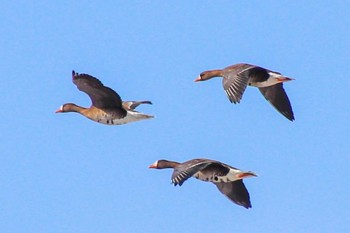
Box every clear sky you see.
[1,1,349,233]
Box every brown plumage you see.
[149,158,256,209]
[195,63,295,121]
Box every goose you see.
[56,70,154,125]
[195,63,295,121]
[149,158,256,209]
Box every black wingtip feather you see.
[281,110,295,121]
[288,115,295,122]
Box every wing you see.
[215,180,252,209]
[222,69,249,104]
[259,83,295,121]
[222,65,268,104]
[122,101,152,111]
[171,160,213,186]
[72,70,123,109]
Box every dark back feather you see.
[200,163,230,177]
[244,66,271,83]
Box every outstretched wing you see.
[259,83,295,121]
[215,180,252,209]
[72,70,123,109]
[223,73,249,104]
[171,159,213,186]
[223,64,269,104]
[122,101,152,111]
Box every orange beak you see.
[194,76,202,82]
[277,77,294,83]
[148,162,157,169]
[237,172,257,179]
[55,109,63,113]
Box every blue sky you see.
[1,1,349,232]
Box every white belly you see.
[94,111,154,125]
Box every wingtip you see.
[245,204,252,209]
[291,114,295,121]
[171,179,182,187]
[238,201,252,209]
[72,70,79,80]
[284,113,295,121]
